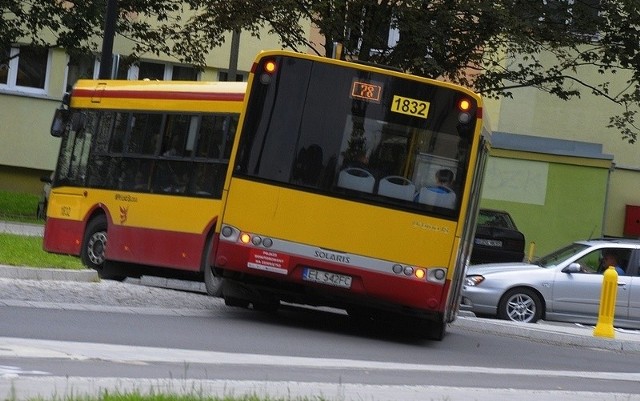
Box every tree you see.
[188,0,640,142]
[1,1,638,142]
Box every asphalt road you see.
[1,277,640,401]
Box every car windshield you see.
[535,243,590,267]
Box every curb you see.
[0,265,98,282]
[453,315,640,353]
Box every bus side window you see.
[110,112,129,153]
[129,113,163,155]
[188,163,226,197]
[196,115,223,159]
[162,114,191,157]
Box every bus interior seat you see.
[377,176,415,201]
[337,167,375,193]
[418,186,456,209]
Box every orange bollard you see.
[593,266,618,338]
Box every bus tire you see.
[425,320,446,341]
[202,236,224,297]
[81,215,108,274]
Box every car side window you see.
[574,251,601,274]
[574,248,631,275]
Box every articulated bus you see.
[44,79,245,292]
[212,51,490,340]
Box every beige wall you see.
[605,167,640,237]
[0,25,305,195]
[0,93,63,172]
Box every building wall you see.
[480,152,610,257]
[605,167,640,237]
[484,63,639,238]
[0,26,295,195]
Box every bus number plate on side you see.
[302,268,352,289]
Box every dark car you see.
[470,208,525,264]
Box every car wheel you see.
[498,288,542,323]
[81,215,108,274]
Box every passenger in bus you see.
[417,168,456,209]
[163,136,183,157]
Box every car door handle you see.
[617,282,627,289]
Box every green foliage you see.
[0,0,638,141]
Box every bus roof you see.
[69,79,247,113]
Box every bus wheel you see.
[204,266,224,297]
[425,320,446,341]
[202,236,224,297]
[252,299,280,313]
[81,215,108,274]
[225,297,250,308]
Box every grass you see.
[5,387,327,401]
[0,233,85,269]
[0,189,42,224]
[0,190,84,269]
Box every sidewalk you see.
[0,220,44,236]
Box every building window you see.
[172,65,198,81]
[218,71,246,82]
[137,61,166,80]
[128,60,199,81]
[65,53,97,92]
[0,47,10,85]
[0,45,50,94]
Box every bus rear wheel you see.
[202,236,224,297]
[81,215,108,274]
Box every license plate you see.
[475,238,503,247]
[302,268,352,289]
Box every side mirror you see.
[562,262,582,273]
[50,108,70,137]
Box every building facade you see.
[0,28,295,193]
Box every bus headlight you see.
[220,225,240,242]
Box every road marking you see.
[0,364,49,378]
[0,336,639,382]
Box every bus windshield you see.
[234,56,477,217]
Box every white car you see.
[460,239,640,329]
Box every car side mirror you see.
[562,263,582,273]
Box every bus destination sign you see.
[350,80,382,103]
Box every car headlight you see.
[464,275,485,286]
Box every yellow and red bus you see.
[44,79,245,294]
[212,51,490,339]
